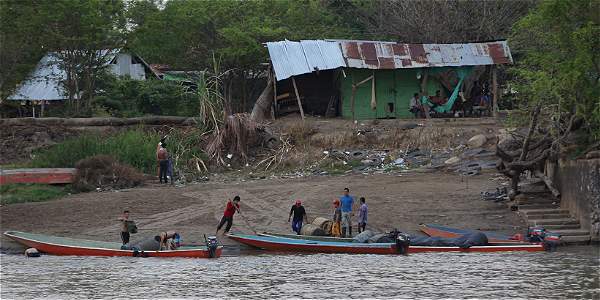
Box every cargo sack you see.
[300,224,326,236]
[352,230,375,243]
[132,237,160,251]
[368,233,393,243]
[126,221,138,234]
[312,217,333,235]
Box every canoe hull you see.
[229,234,399,254]
[4,231,222,258]
[420,224,522,244]
[229,234,545,254]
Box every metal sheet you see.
[267,40,345,81]
[267,39,513,80]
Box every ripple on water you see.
[1,246,599,299]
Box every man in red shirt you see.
[216,196,241,234]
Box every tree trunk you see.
[250,74,274,121]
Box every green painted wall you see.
[341,68,443,119]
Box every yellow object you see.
[331,221,341,237]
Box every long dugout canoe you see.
[0,168,76,185]
[4,231,222,258]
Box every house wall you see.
[108,53,146,80]
[340,68,444,119]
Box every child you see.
[331,199,342,237]
[357,197,368,233]
[216,196,241,235]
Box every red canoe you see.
[419,224,524,244]
[0,168,76,185]
[4,231,222,258]
[228,233,545,254]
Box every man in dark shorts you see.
[157,140,169,184]
[118,210,131,246]
[288,200,307,235]
[216,196,241,235]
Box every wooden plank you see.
[276,93,290,101]
[291,76,305,120]
[492,67,498,117]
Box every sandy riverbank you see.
[0,171,526,253]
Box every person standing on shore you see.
[216,196,241,235]
[288,200,307,235]
[156,140,169,184]
[357,197,368,233]
[118,210,131,246]
[332,199,342,237]
[340,188,355,237]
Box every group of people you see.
[409,81,493,118]
[286,187,368,238]
[118,187,370,248]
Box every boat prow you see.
[3,231,222,258]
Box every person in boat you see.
[156,139,169,184]
[340,187,355,237]
[118,210,131,246]
[331,199,342,237]
[288,200,307,235]
[216,196,241,235]
[155,231,181,250]
[357,197,368,233]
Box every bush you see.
[30,129,161,174]
[0,184,70,205]
[73,155,144,192]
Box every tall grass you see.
[30,130,161,174]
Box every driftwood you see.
[496,103,579,199]
[0,116,197,127]
[250,72,274,121]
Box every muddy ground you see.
[0,171,524,253]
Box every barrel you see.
[300,224,326,236]
[311,217,333,235]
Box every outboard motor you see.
[542,232,561,252]
[527,226,546,243]
[394,232,411,255]
[205,235,220,258]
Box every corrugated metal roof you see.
[267,39,512,81]
[7,53,66,101]
[7,50,156,101]
[266,40,346,81]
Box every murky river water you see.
[1,246,599,299]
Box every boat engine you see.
[25,248,40,258]
[205,235,219,258]
[527,226,546,243]
[395,232,411,254]
[542,232,561,252]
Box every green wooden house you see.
[266,39,512,119]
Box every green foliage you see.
[509,0,600,141]
[30,130,161,174]
[0,184,70,205]
[127,0,361,70]
[94,75,198,117]
[29,129,208,175]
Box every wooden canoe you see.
[0,168,76,185]
[419,224,523,244]
[228,233,545,254]
[4,231,222,258]
[259,232,354,242]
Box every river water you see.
[1,246,598,299]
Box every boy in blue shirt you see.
[340,188,354,237]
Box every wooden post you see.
[291,76,305,120]
[492,66,498,117]
[272,70,277,120]
[420,71,429,118]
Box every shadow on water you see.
[1,246,599,299]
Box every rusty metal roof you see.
[267,39,512,81]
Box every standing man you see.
[288,200,307,235]
[357,197,368,233]
[340,188,355,237]
[216,196,241,235]
[118,210,134,247]
[156,139,169,184]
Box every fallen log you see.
[534,170,561,198]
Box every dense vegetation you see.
[1,0,597,139]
